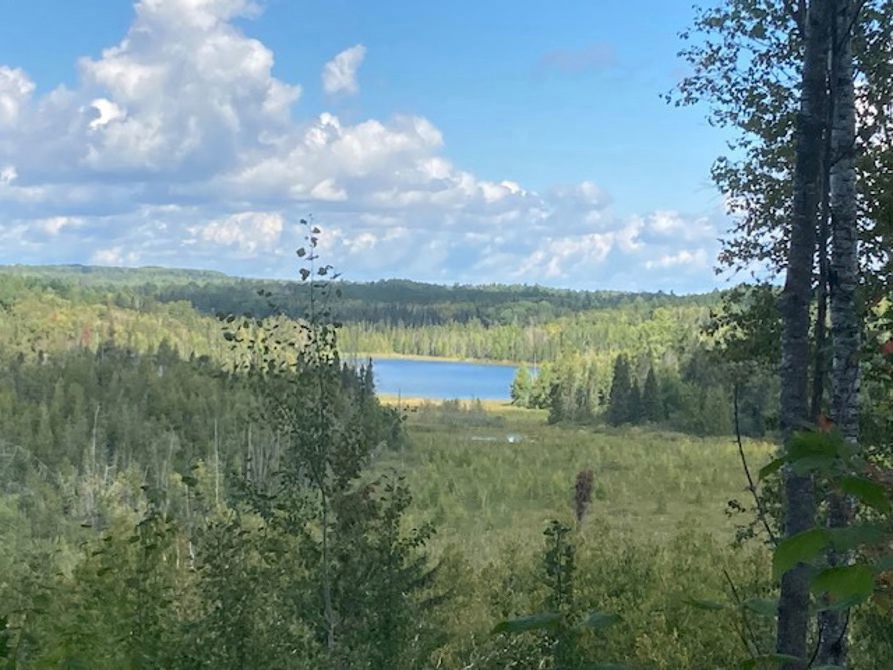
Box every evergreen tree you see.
[700,386,732,436]
[547,382,565,425]
[641,366,662,422]
[510,366,533,406]
[628,379,642,425]
[606,355,632,426]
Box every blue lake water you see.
[361,357,523,401]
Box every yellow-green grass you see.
[376,401,775,564]
[378,394,514,412]
[346,351,529,366]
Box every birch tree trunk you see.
[777,1,831,666]
[818,0,860,663]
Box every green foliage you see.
[491,521,621,669]
[216,223,446,668]
[759,428,893,656]
[2,258,892,667]
[510,365,533,406]
[641,366,662,423]
[606,355,633,426]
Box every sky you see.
[0,0,736,292]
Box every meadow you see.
[380,398,775,562]
[368,401,889,668]
[366,399,798,668]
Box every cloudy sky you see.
[0,0,734,291]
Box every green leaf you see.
[577,610,621,631]
[811,564,874,608]
[773,528,831,578]
[829,523,887,552]
[790,455,838,475]
[737,653,803,670]
[789,430,839,456]
[758,458,785,481]
[741,597,778,618]
[839,476,891,512]
[491,612,562,635]
[682,597,727,611]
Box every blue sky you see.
[0,0,735,291]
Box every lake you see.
[358,357,524,401]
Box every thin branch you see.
[734,384,779,546]
[723,567,763,658]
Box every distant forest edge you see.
[0,264,766,439]
[0,263,719,364]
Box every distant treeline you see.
[0,266,718,364]
[0,263,714,325]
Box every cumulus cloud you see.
[193,211,284,254]
[645,248,710,270]
[0,0,723,292]
[322,44,367,96]
[0,67,34,128]
[640,210,716,243]
[91,245,140,266]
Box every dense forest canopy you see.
[1,252,890,668]
[0,263,715,327]
[2,0,892,665]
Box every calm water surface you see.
[362,357,522,401]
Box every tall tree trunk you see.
[777,1,832,667]
[818,0,860,664]
[811,55,834,424]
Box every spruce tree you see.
[606,355,632,426]
[641,366,662,423]
[510,366,533,406]
[628,379,642,424]
[547,382,564,425]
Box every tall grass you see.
[378,399,775,564]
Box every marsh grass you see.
[377,398,775,564]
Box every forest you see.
[1,0,893,668]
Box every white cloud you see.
[0,0,725,292]
[645,248,709,270]
[75,0,300,174]
[643,210,715,242]
[322,44,367,96]
[91,246,140,266]
[0,67,34,128]
[194,211,284,254]
[88,98,126,130]
[38,216,82,235]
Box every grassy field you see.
[377,398,776,564]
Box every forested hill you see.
[0,264,230,286]
[0,264,718,328]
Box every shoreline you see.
[376,393,515,410]
[344,351,531,367]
